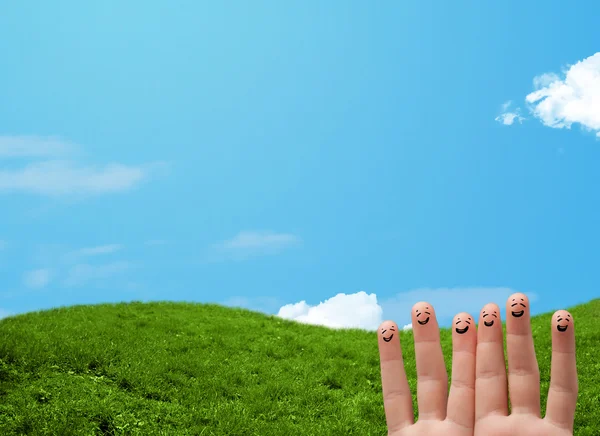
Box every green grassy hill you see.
[0,299,598,435]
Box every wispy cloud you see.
[0,135,168,196]
[63,261,131,287]
[23,268,53,289]
[212,230,301,260]
[0,135,76,158]
[0,160,148,196]
[75,244,123,256]
[525,52,600,137]
[495,101,526,126]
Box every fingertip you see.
[412,301,433,313]
[480,302,501,317]
[552,310,575,338]
[378,320,399,343]
[378,320,397,331]
[507,292,530,307]
[411,302,436,332]
[452,312,476,336]
[507,293,530,323]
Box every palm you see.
[475,415,574,436]
[390,420,472,436]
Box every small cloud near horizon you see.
[277,291,383,331]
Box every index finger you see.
[378,320,414,432]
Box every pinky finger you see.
[378,320,414,432]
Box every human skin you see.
[377,294,577,436]
[377,303,476,435]
[473,294,577,436]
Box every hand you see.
[474,293,578,435]
[378,302,477,435]
[377,293,578,436]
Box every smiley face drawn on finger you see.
[510,297,527,317]
[556,313,571,332]
[482,310,498,327]
[381,325,396,342]
[455,316,472,334]
[415,306,431,325]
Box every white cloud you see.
[495,112,526,126]
[525,52,600,137]
[213,231,301,260]
[23,268,53,289]
[0,135,168,196]
[0,135,76,158]
[277,291,383,331]
[495,101,526,126]
[0,160,148,196]
[76,244,123,256]
[63,261,131,287]
[403,323,413,331]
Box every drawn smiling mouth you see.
[557,325,568,332]
[417,317,430,325]
[484,320,494,327]
[455,326,469,334]
[511,310,524,317]
[383,334,394,342]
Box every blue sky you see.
[1,1,599,330]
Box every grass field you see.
[0,298,598,435]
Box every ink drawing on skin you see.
[557,313,571,332]
[455,316,471,334]
[415,307,431,325]
[510,298,526,317]
[381,325,396,342]
[482,310,498,327]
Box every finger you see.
[506,293,540,416]
[412,302,448,421]
[545,310,578,432]
[475,303,508,422]
[378,320,414,432]
[446,312,476,430]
